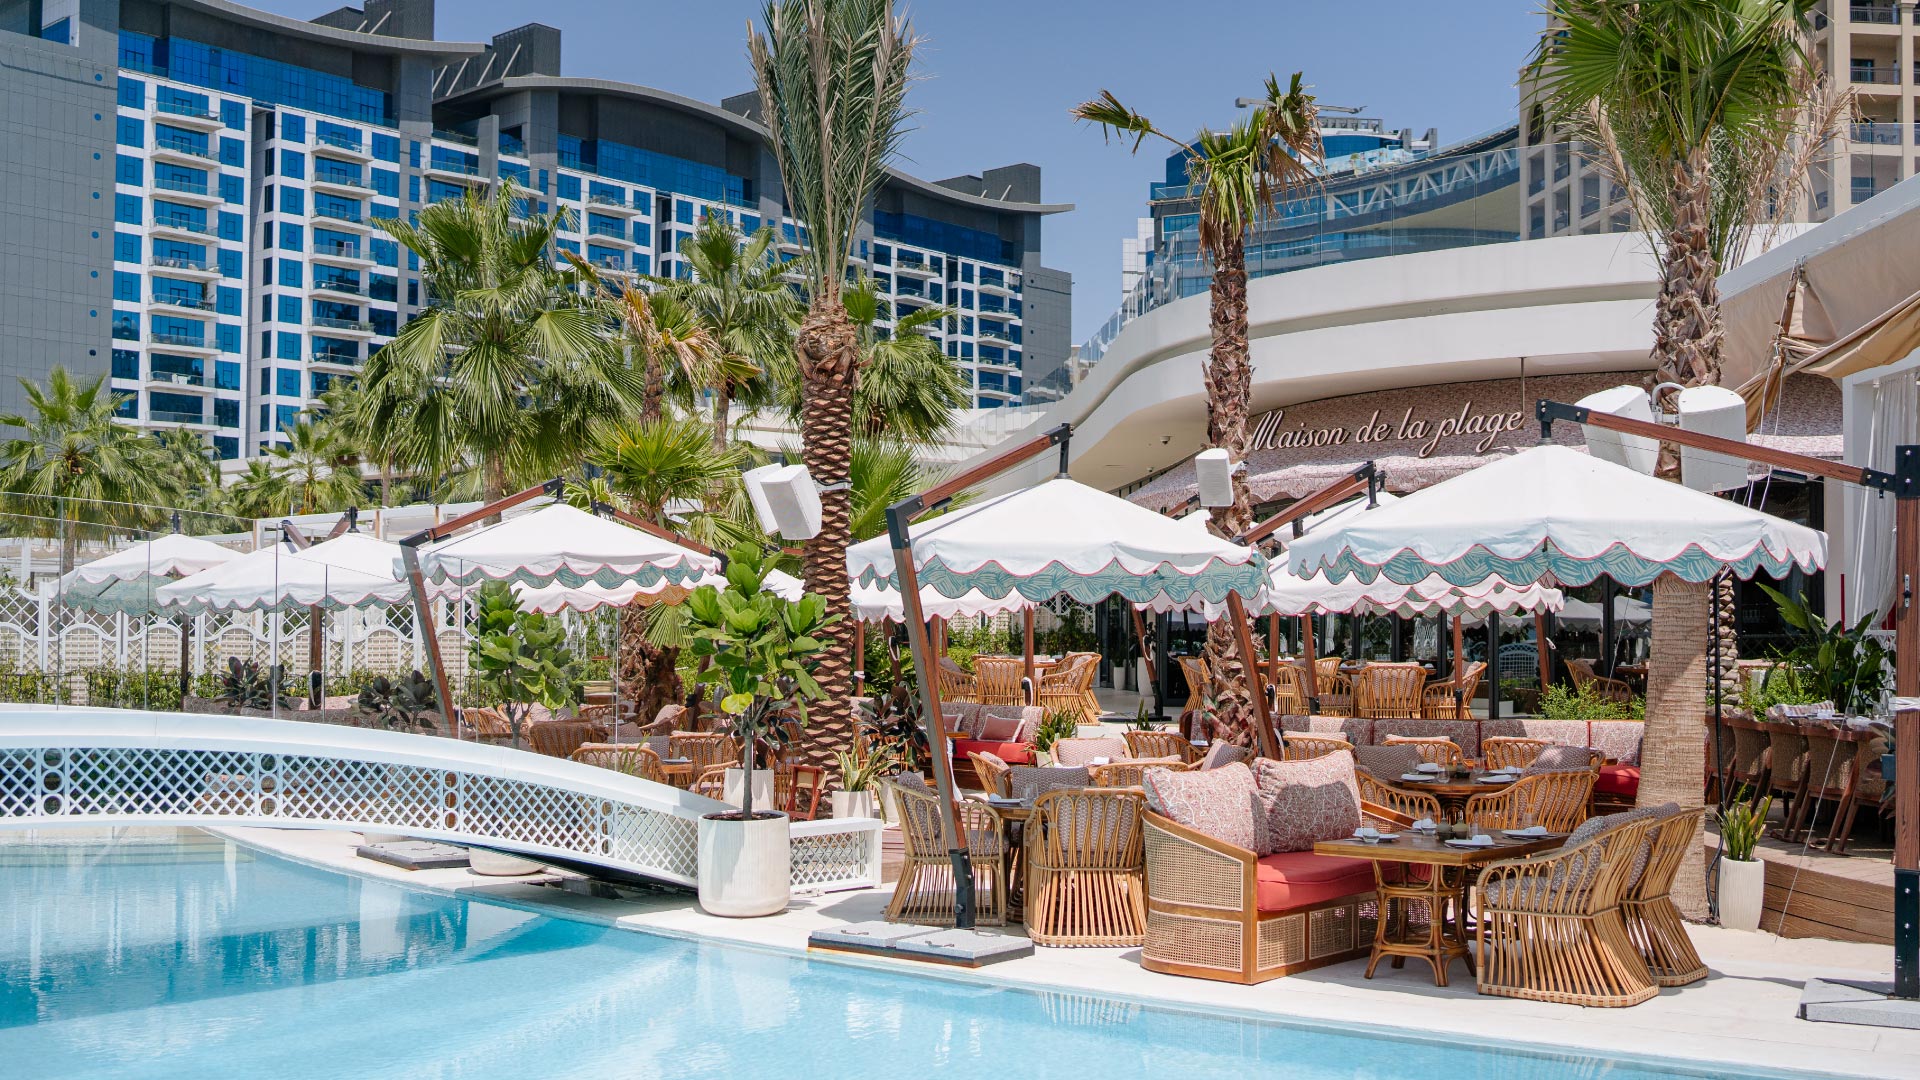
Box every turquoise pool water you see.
[0,830,1801,1080]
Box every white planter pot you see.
[466,848,543,877]
[1135,659,1154,701]
[697,812,791,917]
[722,768,776,811]
[831,789,876,820]
[1718,856,1766,932]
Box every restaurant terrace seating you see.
[527,720,603,759]
[1481,737,1552,771]
[1566,657,1633,704]
[1356,662,1427,720]
[1268,662,1307,715]
[569,742,665,783]
[1038,654,1101,723]
[1050,737,1130,767]
[968,750,1013,798]
[1463,770,1595,833]
[1763,721,1811,839]
[1281,733,1354,761]
[1124,729,1197,763]
[1089,758,1186,788]
[883,777,1009,927]
[1382,735,1465,769]
[461,706,514,744]
[1177,657,1210,717]
[974,656,1027,706]
[1009,765,1093,801]
[1354,771,1444,822]
[1420,661,1485,720]
[936,658,978,704]
[1195,742,1251,770]
[670,732,739,784]
[1024,788,1148,947]
[1620,806,1707,987]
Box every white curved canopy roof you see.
[55,533,239,613]
[410,503,720,591]
[513,568,804,614]
[157,533,420,613]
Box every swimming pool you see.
[0,829,1811,1079]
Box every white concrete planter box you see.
[697,812,791,917]
[830,790,876,820]
[1718,856,1765,932]
[466,848,543,877]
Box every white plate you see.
[1444,839,1493,848]
[1415,764,1444,774]
[1399,773,1434,782]
[1474,775,1511,784]
[1502,828,1548,839]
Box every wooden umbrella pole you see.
[1452,615,1466,685]
[1129,605,1163,710]
[1226,593,1279,759]
[853,617,866,699]
[1534,609,1552,705]
[1300,615,1320,710]
[1267,613,1282,684]
[1023,607,1036,705]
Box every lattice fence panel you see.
[790,823,883,892]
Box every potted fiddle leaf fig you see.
[683,544,836,917]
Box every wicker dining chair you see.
[1420,661,1486,720]
[1123,730,1196,763]
[1280,733,1355,761]
[974,656,1027,706]
[1024,788,1148,947]
[1313,669,1356,717]
[689,764,731,801]
[1088,757,1187,788]
[1481,737,1553,772]
[1724,712,1773,805]
[576,703,616,725]
[1039,654,1100,723]
[1621,807,1708,987]
[936,657,979,704]
[1356,772,1444,823]
[777,764,825,821]
[670,732,739,785]
[1176,657,1210,716]
[461,706,515,744]
[1475,814,1660,1007]
[527,720,603,759]
[1381,734,1466,769]
[1267,661,1307,715]
[968,750,1013,798]
[1763,722,1811,839]
[1049,737,1129,767]
[1356,662,1428,720]
[569,742,665,783]
[884,777,1008,926]
[1829,732,1888,855]
[1462,769,1595,833]
[1566,658,1633,704]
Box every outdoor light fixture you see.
[1572,385,1659,475]
[1676,385,1749,493]
[743,463,823,541]
[1194,448,1243,508]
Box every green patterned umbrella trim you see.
[1311,540,1819,588]
[855,553,1270,607]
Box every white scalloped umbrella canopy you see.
[850,581,1034,622]
[846,477,1267,607]
[411,503,720,590]
[514,568,804,614]
[1289,444,1827,587]
[55,533,239,613]
[156,533,420,613]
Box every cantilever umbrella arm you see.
[884,423,1071,930]
[1538,398,1920,999]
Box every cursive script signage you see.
[1249,401,1530,459]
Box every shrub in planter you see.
[220,658,292,713]
[1713,789,1772,931]
[355,670,442,733]
[465,581,582,747]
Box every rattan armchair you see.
[1123,729,1197,763]
[1356,772,1444,822]
[1357,662,1427,719]
[1462,769,1595,833]
[1038,654,1100,723]
[1177,657,1210,716]
[527,720,604,759]
[1475,815,1659,1007]
[1025,789,1148,947]
[569,742,665,782]
[1420,661,1485,720]
[1089,757,1186,788]
[1316,670,1357,717]
[669,732,739,781]
[1381,734,1465,769]
[936,657,978,704]
[968,750,1013,798]
[974,656,1027,706]
[1481,737,1552,771]
[462,706,514,743]
[1268,661,1307,715]
[1621,808,1708,986]
[883,777,1009,926]
[1281,733,1354,761]
[1763,722,1810,839]
[1724,712,1773,805]
[1566,657,1633,704]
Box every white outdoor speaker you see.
[1574,385,1659,475]
[1677,384,1749,493]
[1195,448,1237,508]
[758,464,823,540]
[741,464,784,535]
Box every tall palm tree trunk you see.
[617,605,681,722]
[1652,149,1724,467]
[1645,573,1710,918]
[795,302,861,776]
[1201,234,1257,745]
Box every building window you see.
[116,117,143,148]
[114,194,141,225]
[111,350,140,380]
[279,149,305,180]
[117,77,145,109]
[279,113,305,143]
[278,223,303,251]
[219,137,244,167]
[276,367,301,397]
[215,361,240,390]
[278,296,301,324]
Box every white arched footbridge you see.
[0,708,882,893]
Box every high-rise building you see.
[0,0,1072,469]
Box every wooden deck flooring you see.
[1704,830,1894,945]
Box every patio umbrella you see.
[1555,595,1653,628]
[514,567,804,614]
[849,580,1034,622]
[408,503,719,591]
[156,533,421,613]
[55,532,239,614]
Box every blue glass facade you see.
[118,32,393,125]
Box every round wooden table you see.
[1391,772,1517,821]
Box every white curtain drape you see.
[1851,372,1919,624]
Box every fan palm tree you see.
[774,277,968,446]
[1074,72,1322,746]
[1527,0,1822,918]
[356,178,642,503]
[751,0,917,762]
[271,419,366,515]
[658,216,798,461]
[223,458,294,521]
[149,428,229,531]
[0,368,170,572]
[569,258,721,427]
[848,437,945,542]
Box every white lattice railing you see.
[0,707,882,893]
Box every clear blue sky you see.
[260,1,1541,342]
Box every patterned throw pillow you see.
[1350,743,1420,778]
[1252,752,1362,855]
[976,712,1025,742]
[1197,742,1250,770]
[1141,761,1260,852]
[1524,745,1600,776]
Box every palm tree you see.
[1074,73,1322,746]
[1527,0,1822,918]
[569,258,721,427]
[658,216,798,460]
[0,368,170,572]
[271,420,366,515]
[149,428,228,531]
[751,0,917,763]
[848,437,944,542]
[356,178,642,503]
[590,417,749,719]
[774,277,968,446]
[223,459,294,522]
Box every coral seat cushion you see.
[953,739,1034,765]
[1597,764,1640,797]
[1253,852,1376,912]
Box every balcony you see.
[311,169,373,196]
[149,331,213,351]
[311,276,365,299]
[433,128,479,147]
[151,175,221,205]
[313,205,369,231]
[145,370,211,391]
[1852,120,1903,145]
[427,157,483,181]
[150,137,218,167]
[1851,4,1899,23]
[310,349,361,368]
[150,212,216,239]
[148,292,213,314]
[976,277,1018,298]
[1850,64,1900,86]
[977,328,1013,346]
[587,193,640,214]
[311,316,374,334]
[585,222,635,245]
[893,255,936,277]
[314,131,370,161]
[154,98,223,129]
[976,303,1017,321]
[311,240,371,267]
[148,408,211,427]
[593,256,632,275]
[150,254,216,277]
